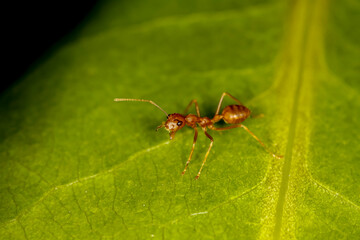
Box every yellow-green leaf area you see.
[0,0,359,239]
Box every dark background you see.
[2,1,99,93]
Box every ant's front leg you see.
[182,127,198,175]
[184,99,201,117]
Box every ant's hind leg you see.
[215,92,243,115]
[211,124,283,159]
[184,99,201,117]
[195,131,214,179]
[240,125,283,159]
[182,127,198,175]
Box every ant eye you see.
[177,121,183,126]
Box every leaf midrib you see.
[273,0,328,239]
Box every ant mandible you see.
[114,92,283,179]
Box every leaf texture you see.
[0,0,359,239]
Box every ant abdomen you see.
[222,105,251,124]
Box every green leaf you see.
[1,0,359,239]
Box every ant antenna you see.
[114,98,168,117]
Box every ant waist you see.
[185,114,213,127]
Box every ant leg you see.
[241,125,283,159]
[211,124,283,159]
[182,127,198,175]
[215,92,243,115]
[195,130,214,179]
[156,122,165,131]
[183,99,201,117]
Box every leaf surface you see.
[0,0,359,239]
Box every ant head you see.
[114,98,186,140]
[163,113,186,140]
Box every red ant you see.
[114,92,283,179]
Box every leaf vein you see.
[1,140,170,226]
